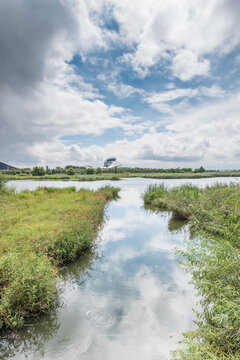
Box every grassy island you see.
[0,178,119,330]
[144,183,240,359]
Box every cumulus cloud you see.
[171,50,210,81]
[124,93,240,167]
[107,0,240,80]
[42,92,239,168]
[6,90,239,169]
[0,0,240,168]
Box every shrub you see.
[86,168,94,175]
[0,250,57,329]
[67,167,75,176]
[32,166,46,176]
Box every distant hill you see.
[0,161,18,170]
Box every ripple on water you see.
[43,321,93,359]
[87,309,115,328]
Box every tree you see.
[67,167,75,176]
[32,166,46,176]
[194,166,205,173]
[86,168,94,175]
[96,167,102,174]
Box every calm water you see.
[1,177,239,359]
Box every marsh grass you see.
[143,171,240,180]
[144,183,240,359]
[2,170,240,182]
[1,173,123,181]
[0,186,119,329]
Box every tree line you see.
[0,165,218,176]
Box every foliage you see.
[32,166,46,176]
[144,183,240,359]
[194,165,205,173]
[66,167,75,175]
[0,186,120,329]
[2,169,240,182]
[86,168,95,175]
[98,185,120,199]
[0,251,57,329]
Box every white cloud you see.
[38,91,239,168]
[144,85,226,113]
[171,50,210,81]
[105,0,240,80]
[107,83,145,98]
[8,90,238,168]
[199,85,226,98]
[147,88,198,103]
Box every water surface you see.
[1,177,239,359]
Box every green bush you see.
[0,250,57,329]
[86,168,95,175]
[67,167,75,176]
[32,166,46,176]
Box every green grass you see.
[2,170,240,182]
[2,173,123,181]
[144,183,240,359]
[0,184,120,329]
[143,171,240,180]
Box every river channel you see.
[1,177,239,359]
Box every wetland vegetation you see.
[0,179,119,330]
[2,168,240,182]
[144,183,240,359]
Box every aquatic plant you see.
[144,183,240,359]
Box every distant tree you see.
[67,167,75,176]
[32,166,46,176]
[20,168,31,174]
[86,168,94,175]
[21,169,31,175]
[12,170,21,175]
[194,166,205,173]
[96,168,102,174]
[51,167,66,174]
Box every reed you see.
[144,183,240,359]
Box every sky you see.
[0,0,240,169]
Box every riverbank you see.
[0,184,119,330]
[142,170,240,180]
[2,170,240,182]
[1,173,122,181]
[144,184,240,359]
